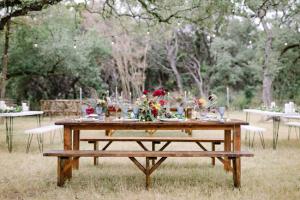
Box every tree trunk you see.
[166,33,183,93]
[0,19,10,98]
[261,19,273,107]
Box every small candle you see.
[79,88,82,102]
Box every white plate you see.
[87,114,98,117]
[160,118,184,122]
[113,118,139,122]
[75,118,99,122]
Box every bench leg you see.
[64,127,72,179]
[211,142,215,166]
[73,130,80,169]
[224,130,231,172]
[232,157,241,188]
[58,157,72,187]
[146,157,151,190]
[94,141,99,165]
[25,134,33,153]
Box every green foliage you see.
[2,5,110,107]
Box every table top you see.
[55,118,248,130]
[243,109,300,118]
[0,111,44,117]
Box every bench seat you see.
[80,136,225,143]
[43,150,253,189]
[80,136,227,166]
[24,125,63,153]
[44,150,253,158]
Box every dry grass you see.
[0,112,300,200]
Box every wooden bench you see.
[80,136,226,166]
[43,150,253,189]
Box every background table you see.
[243,109,300,149]
[0,111,44,152]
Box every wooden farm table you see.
[243,109,300,149]
[55,118,248,183]
[0,111,43,152]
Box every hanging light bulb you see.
[249,40,252,44]
[34,43,38,48]
[284,42,288,46]
[73,44,77,49]
[147,31,150,35]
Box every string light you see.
[146,31,150,35]
[284,42,288,46]
[249,41,252,44]
[34,43,38,48]
[73,44,77,49]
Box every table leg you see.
[36,115,41,127]
[64,126,72,180]
[73,130,80,169]
[224,130,231,172]
[233,126,241,188]
[6,117,13,153]
[245,112,250,141]
[273,117,280,150]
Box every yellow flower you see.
[154,103,161,110]
[198,98,206,107]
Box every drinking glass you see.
[218,107,225,121]
[133,106,139,119]
[177,106,184,118]
[96,106,103,120]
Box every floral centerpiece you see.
[134,88,167,121]
[0,101,22,113]
[195,94,218,112]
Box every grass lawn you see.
[0,112,300,200]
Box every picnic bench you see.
[80,136,226,166]
[43,119,253,189]
[44,150,253,189]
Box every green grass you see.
[0,112,300,200]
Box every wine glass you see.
[177,106,184,119]
[218,107,225,121]
[96,106,103,120]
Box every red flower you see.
[152,89,166,97]
[151,108,158,117]
[86,107,95,115]
[143,90,150,95]
[159,99,167,106]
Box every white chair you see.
[241,125,266,148]
[286,122,300,140]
